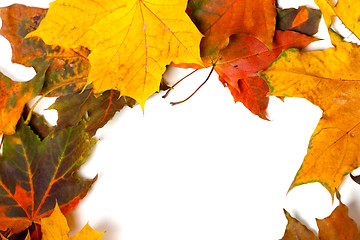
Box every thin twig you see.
[163,69,199,99]
[170,65,215,106]
[24,78,87,125]
[0,134,4,148]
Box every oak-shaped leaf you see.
[0,120,97,234]
[281,193,359,239]
[187,0,276,57]
[261,31,360,196]
[0,68,46,135]
[0,4,90,97]
[41,203,103,240]
[276,6,322,36]
[49,89,136,137]
[27,0,203,108]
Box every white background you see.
[1,0,360,239]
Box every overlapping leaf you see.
[27,0,203,108]
[315,0,360,38]
[187,0,276,57]
[276,6,322,36]
[0,68,46,135]
[174,30,315,119]
[281,193,359,239]
[50,89,136,137]
[173,2,316,119]
[212,31,315,119]
[261,31,360,196]
[0,4,90,97]
[41,203,103,240]
[0,120,96,234]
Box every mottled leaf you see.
[0,68,46,135]
[22,106,54,140]
[0,4,90,97]
[49,89,136,137]
[0,120,97,234]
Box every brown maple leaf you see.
[281,192,359,239]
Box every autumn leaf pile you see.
[1,0,360,239]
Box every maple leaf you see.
[41,203,103,240]
[0,120,97,234]
[276,6,322,36]
[49,89,136,137]
[213,31,315,119]
[0,4,91,97]
[281,193,359,239]
[172,1,315,119]
[26,0,203,109]
[261,31,360,196]
[0,68,46,135]
[187,0,276,57]
[315,0,360,38]
[174,30,315,119]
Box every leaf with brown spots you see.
[26,0,203,108]
[0,68,46,135]
[0,4,90,97]
[0,120,96,234]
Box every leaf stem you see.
[170,65,215,106]
[162,69,199,99]
[24,78,87,125]
[0,134,4,149]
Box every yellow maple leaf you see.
[41,203,104,240]
[314,0,336,27]
[27,0,203,109]
[261,31,360,197]
[315,0,360,39]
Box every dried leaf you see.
[277,6,322,36]
[27,0,203,108]
[0,4,90,97]
[261,31,360,196]
[0,120,96,234]
[0,68,46,135]
[281,193,360,239]
[281,210,318,240]
[49,89,136,137]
